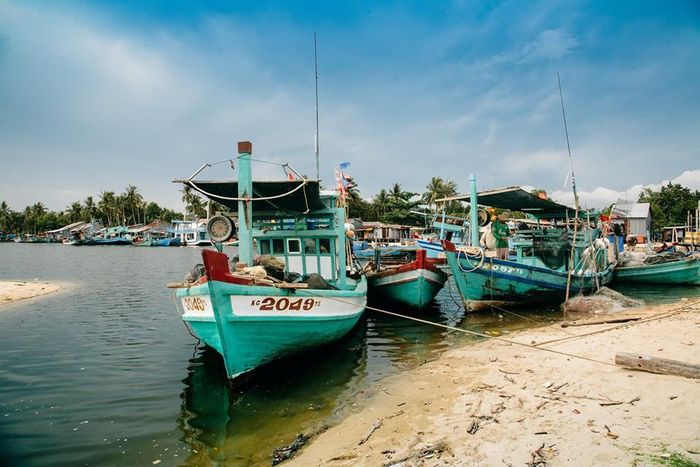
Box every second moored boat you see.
[441,177,615,311]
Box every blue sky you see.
[1,0,699,211]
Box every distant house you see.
[45,221,91,241]
[612,201,651,238]
[128,220,172,236]
[355,221,411,244]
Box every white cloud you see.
[520,29,578,62]
[551,169,700,209]
[501,150,569,179]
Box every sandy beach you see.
[0,280,61,305]
[288,299,700,466]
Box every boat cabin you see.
[181,178,352,288]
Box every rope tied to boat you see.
[293,290,621,368]
[186,178,310,203]
[455,246,484,272]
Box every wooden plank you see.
[615,352,700,379]
[275,282,309,289]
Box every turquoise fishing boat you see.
[441,177,614,310]
[76,226,132,245]
[173,141,367,382]
[363,248,447,309]
[614,254,700,285]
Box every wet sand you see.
[0,280,61,305]
[289,299,700,466]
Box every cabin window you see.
[272,239,285,254]
[260,239,271,255]
[319,238,330,253]
[287,238,301,254]
[304,238,316,254]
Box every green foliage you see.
[180,186,207,220]
[369,182,422,225]
[638,183,700,234]
[643,450,699,467]
[1,185,187,234]
[342,176,462,227]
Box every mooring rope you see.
[532,304,691,347]
[294,290,620,368]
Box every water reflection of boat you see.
[178,327,366,465]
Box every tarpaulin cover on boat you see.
[182,180,327,213]
[437,187,581,219]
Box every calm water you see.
[0,243,695,466]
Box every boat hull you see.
[614,256,700,285]
[177,251,367,380]
[79,238,132,245]
[445,249,615,310]
[368,268,446,308]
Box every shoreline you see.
[0,280,61,305]
[288,299,700,466]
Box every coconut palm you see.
[372,189,390,218]
[423,177,458,211]
[390,183,404,202]
[181,186,194,220]
[0,201,10,230]
[423,177,444,210]
[66,202,83,223]
[124,185,143,224]
[83,196,97,222]
[98,191,116,225]
[188,195,207,219]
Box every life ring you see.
[207,215,236,242]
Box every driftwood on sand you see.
[615,352,700,379]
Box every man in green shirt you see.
[492,213,510,260]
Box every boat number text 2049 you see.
[183,297,208,312]
[251,297,321,311]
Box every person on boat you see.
[492,212,510,260]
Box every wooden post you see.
[615,352,700,379]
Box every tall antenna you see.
[558,73,582,304]
[557,73,579,211]
[314,32,320,180]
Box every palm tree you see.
[83,196,96,222]
[115,194,128,225]
[99,191,116,225]
[390,183,404,202]
[423,177,444,211]
[31,203,47,232]
[181,186,194,220]
[372,189,390,218]
[23,206,33,233]
[124,185,143,224]
[0,201,10,230]
[422,177,458,212]
[66,202,83,223]
[188,195,207,219]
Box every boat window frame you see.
[287,238,301,254]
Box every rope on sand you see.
[295,291,621,368]
[532,302,694,347]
